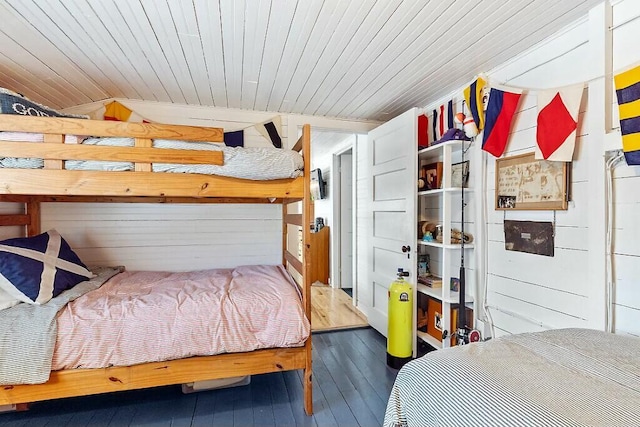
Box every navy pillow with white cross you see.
[0,229,93,305]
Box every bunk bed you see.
[0,115,314,415]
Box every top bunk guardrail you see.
[0,115,308,201]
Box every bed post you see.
[301,124,313,415]
[26,200,41,237]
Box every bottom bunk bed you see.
[1,259,310,408]
[0,119,314,415]
[384,328,640,427]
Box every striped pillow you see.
[0,230,93,305]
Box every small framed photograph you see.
[422,162,443,190]
[434,312,443,331]
[451,161,469,188]
[450,277,460,292]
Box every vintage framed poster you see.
[495,152,569,210]
[451,160,469,188]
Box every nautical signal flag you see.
[535,84,583,161]
[615,64,640,165]
[255,116,282,148]
[418,113,429,148]
[431,109,439,142]
[223,129,244,147]
[482,87,522,157]
[436,100,455,139]
[463,77,487,131]
[102,101,151,123]
[103,100,132,121]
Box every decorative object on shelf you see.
[504,220,554,257]
[418,275,442,288]
[451,160,470,188]
[434,228,473,244]
[495,152,569,210]
[418,221,437,239]
[434,312,443,331]
[432,128,470,146]
[418,254,430,276]
[450,277,460,292]
[418,177,427,191]
[423,162,443,190]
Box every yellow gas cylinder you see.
[387,268,413,369]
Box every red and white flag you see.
[535,83,584,161]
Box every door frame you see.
[330,145,355,293]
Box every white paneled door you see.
[365,108,417,337]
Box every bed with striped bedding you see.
[384,328,640,427]
[0,264,310,385]
[53,264,310,371]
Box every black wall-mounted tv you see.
[310,168,326,200]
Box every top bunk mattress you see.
[0,135,304,181]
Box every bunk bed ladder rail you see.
[283,124,313,415]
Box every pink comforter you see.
[52,265,310,370]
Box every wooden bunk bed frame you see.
[0,116,313,415]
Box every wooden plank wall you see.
[484,19,593,337]
[41,203,282,271]
[607,0,640,337]
[16,104,292,271]
[412,1,640,338]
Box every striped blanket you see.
[0,267,123,385]
[384,328,640,427]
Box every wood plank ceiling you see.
[0,0,602,122]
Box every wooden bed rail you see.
[0,140,223,165]
[0,115,223,141]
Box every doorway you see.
[332,148,353,293]
[309,131,367,332]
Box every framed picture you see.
[422,162,443,190]
[495,152,569,210]
[451,161,469,188]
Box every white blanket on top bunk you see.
[0,267,123,385]
[0,137,304,180]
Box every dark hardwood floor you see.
[0,328,399,427]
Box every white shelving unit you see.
[416,140,475,351]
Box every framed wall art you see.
[422,162,443,190]
[451,160,469,188]
[495,152,569,210]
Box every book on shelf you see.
[418,274,442,288]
